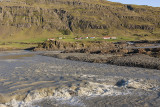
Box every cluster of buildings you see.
[75,36,117,40]
[47,36,117,41]
[75,36,96,40]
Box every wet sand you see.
[0,50,160,107]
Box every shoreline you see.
[41,52,160,70]
[0,39,160,70]
[0,47,35,52]
[35,40,160,70]
[0,40,160,70]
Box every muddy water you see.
[0,50,160,107]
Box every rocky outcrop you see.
[38,40,160,70]
[122,24,155,30]
[36,40,160,58]
[36,40,114,51]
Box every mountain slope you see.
[0,0,160,42]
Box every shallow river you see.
[0,50,160,107]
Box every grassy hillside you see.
[0,0,160,48]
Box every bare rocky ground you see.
[41,52,160,70]
[0,50,160,107]
[37,40,160,70]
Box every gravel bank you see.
[110,54,160,70]
[41,52,160,70]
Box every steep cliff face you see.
[0,6,66,29]
[0,0,160,40]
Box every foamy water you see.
[0,50,160,107]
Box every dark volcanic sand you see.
[0,51,160,107]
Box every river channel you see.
[0,50,160,107]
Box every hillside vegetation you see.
[0,0,160,46]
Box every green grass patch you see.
[0,42,37,49]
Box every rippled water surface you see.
[0,50,160,107]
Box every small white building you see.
[103,36,111,39]
[111,37,117,39]
[47,38,55,41]
[59,37,63,39]
[85,36,89,39]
